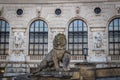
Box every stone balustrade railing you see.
[110,55,120,62]
[29,55,45,61]
[0,55,7,61]
[71,55,84,61]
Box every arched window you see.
[29,19,48,55]
[109,18,120,55]
[68,19,88,55]
[0,19,10,55]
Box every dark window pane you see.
[83,23,87,31]
[44,36,48,43]
[1,21,5,31]
[29,19,48,55]
[114,19,119,31]
[44,28,48,32]
[109,44,113,49]
[119,19,120,30]
[30,44,33,49]
[0,20,10,55]
[68,19,88,55]
[35,27,39,32]
[35,33,38,43]
[109,50,113,55]
[6,23,10,32]
[40,21,43,28]
[69,24,73,32]
[6,35,9,42]
[30,24,34,32]
[109,22,113,31]
[109,18,120,55]
[69,35,73,43]
[1,35,4,42]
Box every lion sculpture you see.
[34,33,71,73]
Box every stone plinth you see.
[32,77,70,80]
[14,71,73,80]
[33,71,72,79]
[75,63,96,80]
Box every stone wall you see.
[0,1,120,65]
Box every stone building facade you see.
[0,0,120,77]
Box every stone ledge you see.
[92,48,104,51]
[90,27,106,32]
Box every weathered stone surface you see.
[75,63,96,80]
[0,0,119,63]
[0,0,120,77]
[34,33,71,73]
[14,71,73,80]
[96,68,120,78]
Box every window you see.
[0,20,10,55]
[29,20,48,55]
[68,19,88,55]
[109,18,120,55]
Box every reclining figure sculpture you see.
[34,33,71,73]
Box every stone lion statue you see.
[34,33,71,73]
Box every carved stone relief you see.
[14,32,24,48]
[76,6,80,16]
[116,7,120,14]
[116,5,120,14]
[36,7,42,17]
[93,32,103,49]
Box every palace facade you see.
[0,0,120,77]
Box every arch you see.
[108,17,120,55]
[67,17,88,27]
[0,17,10,25]
[68,18,88,55]
[107,15,120,27]
[27,17,48,30]
[0,19,10,55]
[29,18,48,55]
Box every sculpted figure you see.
[94,32,103,48]
[34,33,71,73]
[14,32,24,48]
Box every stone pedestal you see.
[75,63,96,80]
[14,71,73,80]
[33,71,72,80]
[32,77,69,80]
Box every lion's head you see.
[53,33,66,50]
